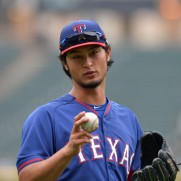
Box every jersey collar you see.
[73,96,111,117]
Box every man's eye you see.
[72,55,81,59]
[91,50,98,55]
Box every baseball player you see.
[16,20,179,181]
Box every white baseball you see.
[81,112,99,133]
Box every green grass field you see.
[0,167,180,181]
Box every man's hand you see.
[65,111,93,157]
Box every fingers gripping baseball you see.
[132,131,179,181]
[73,111,87,132]
[66,112,92,156]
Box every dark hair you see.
[58,45,114,78]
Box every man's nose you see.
[83,56,93,67]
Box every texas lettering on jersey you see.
[77,135,135,174]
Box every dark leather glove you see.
[132,131,179,181]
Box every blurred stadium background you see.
[0,0,181,180]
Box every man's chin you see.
[78,81,102,89]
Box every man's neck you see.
[69,85,106,105]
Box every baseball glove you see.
[132,131,179,181]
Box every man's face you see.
[64,45,111,89]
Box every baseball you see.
[81,112,99,133]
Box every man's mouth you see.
[84,71,96,76]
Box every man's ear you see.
[62,61,68,71]
[106,46,111,62]
[64,65,68,71]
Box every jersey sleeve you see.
[16,105,55,173]
[128,115,143,180]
